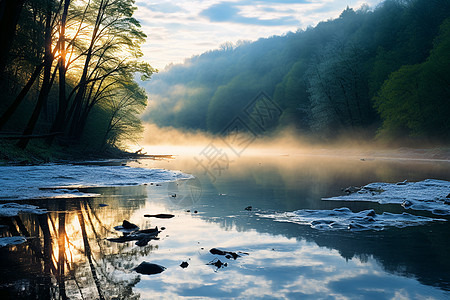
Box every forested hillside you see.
[142,0,450,141]
[0,0,154,154]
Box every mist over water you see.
[140,123,450,160]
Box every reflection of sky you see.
[119,199,449,299]
[10,156,447,299]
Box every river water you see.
[0,149,449,299]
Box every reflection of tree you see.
[0,193,153,299]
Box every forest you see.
[0,0,154,156]
[142,0,450,142]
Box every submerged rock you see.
[207,258,227,270]
[107,227,160,246]
[144,213,175,219]
[114,220,139,233]
[209,248,248,260]
[133,262,166,275]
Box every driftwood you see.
[0,132,63,140]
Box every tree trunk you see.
[47,0,71,145]
[0,0,25,76]
[68,0,106,140]
[0,63,43,130]
[17,2,54,149]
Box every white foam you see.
[263,207,446,231]
[323,179,450,215]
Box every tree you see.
[375,17,450,139]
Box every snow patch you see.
[0,203,47,216]
[262,207,446,231]
[0,236,27,247]
[0,164,193,201]
[323,179,450,215]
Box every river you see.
[0,148,449,299]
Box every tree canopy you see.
[0,0,155,152]
[141,0,450,142]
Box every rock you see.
[144,213,175,219]
[114,220,139,233]
[135,227,159,234]
[446,193,450,199]
[396,180,407,185]
[135,237,151,247]
[207,259,227,269]
[363,187,384,195]
[210,248,241,260]
[362,216,375,222]
[245,206,252,211]
[133,262,166,275]
[194,210,198,214]
[122,220,139,230]
[180,261,189,268]
[343,186,361,194]
[402,200,413,208]
[210,248,226,256]
[365,210,376,217]
[348,222,366,230]
[108,227,160,244]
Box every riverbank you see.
[0,140,169,165]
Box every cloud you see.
[200,2,300,26]
[135,0,384,69]
[137,2,185,14]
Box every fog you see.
[140,0,450,143]
[140,123,450,160]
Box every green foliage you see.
[375,17,450,139]
[0,0,154,153]
[141,0,450,142]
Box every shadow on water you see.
[0,154,449,298]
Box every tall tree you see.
[17,0,58,149]
[0,0,25,76]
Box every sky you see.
[134,0,384,70]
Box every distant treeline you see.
[142,0,450,141]
[0,0,154,151]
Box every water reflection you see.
[0,154,449,299]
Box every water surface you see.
[1,152,449,299]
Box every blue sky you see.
[135,1,383,70]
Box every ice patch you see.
[0,236,27,247]
[262,207,446,231]
[0,164,193,201]
[323,179,450,215]
[0,203,47,216]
